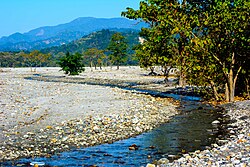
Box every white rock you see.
[233,160,241,164]
[62,136,68,142]
[23,135,29,139]
[93,125,100,132]
[132,118,139,124]
[238,134,244,139]
[10,113,16,118]
[146,164,155,167]
[212,120,220,124]
[135,126,142,132]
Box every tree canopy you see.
[107,33,129,70]
[83,48,106,71]
[21,50,51,72]
[122,0,250,101]
[57,52,85,75]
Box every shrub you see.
[58,52,85,75]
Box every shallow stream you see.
[1,76,228,167]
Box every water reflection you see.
[1,108,226,167]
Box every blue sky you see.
[0,0,141,38]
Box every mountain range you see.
[41,29,140,55]
[0,17,145,51]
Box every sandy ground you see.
[0,66,168,142]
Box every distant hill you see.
[0,29,141,67]
[40,29,140,66]
[41,29,140,55]
[0,17,145,51]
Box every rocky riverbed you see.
[1,67,249,166]
[151,100,250,167]
[0,67,179,162]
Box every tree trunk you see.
[90,61,93,72]
[30,65,33,72]
[245,78,249,98]
[149,67,157,75]
[228,67,235,102]
[226,66,240,102]
[163,66,172,83]
[210,81,220,101]
[179,71,186,87]
[179,52,186,87]
[225,52,241,102]
[225,83,229,102]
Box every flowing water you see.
[1,76,228,167]
[1,105,227,167]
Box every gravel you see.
[151,100,250,167]
[2,67,248,166]
[0,67,179,162]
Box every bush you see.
[58,52,85,75]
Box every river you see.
[1,76,228,167]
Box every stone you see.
[135,126,142,132]
[158,158,169,164]
[23,135,29,139]
[93,125,100,133]
[132,118,139,124]
[212,120,220,124]
[62,136,68,142]
[10,113,16,118]
[129,144,138,150]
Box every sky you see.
[0,0,141,38]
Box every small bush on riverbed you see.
[58,52,85,75]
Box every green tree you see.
[202,0,250,101]
[58,52,85,75]
[185,0,250,101]
[134,41,158,75]
[21,50,51,72]
[107,32,128,70]
[122,0,250,102]
[0,52,16,67]
[122,0,192,85]
[83,48,106,71]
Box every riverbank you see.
[154,100,250,166]
[0,67,179,162]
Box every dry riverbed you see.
[2,67,249,167]
[0,67,179,162]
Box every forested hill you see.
[0,17,145,51]
[41,29,140,56]
[0,29,141,68]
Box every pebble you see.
[6,68,249,166]
[211,120,220,124]
[154,100,250,167]
[0,70,178,162]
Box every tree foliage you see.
[41,29,140,67]
[107,33,129,70]
[122,0,250,101]
[57,52,85,75]
[0,52,25,67]
[0,30,140,69]
[83,48,106,71]
[21,50,51,72]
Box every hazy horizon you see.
[0,0,140,38]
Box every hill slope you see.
[41,29,140,55]
[40,29,140,66]
[0,17,145,51]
